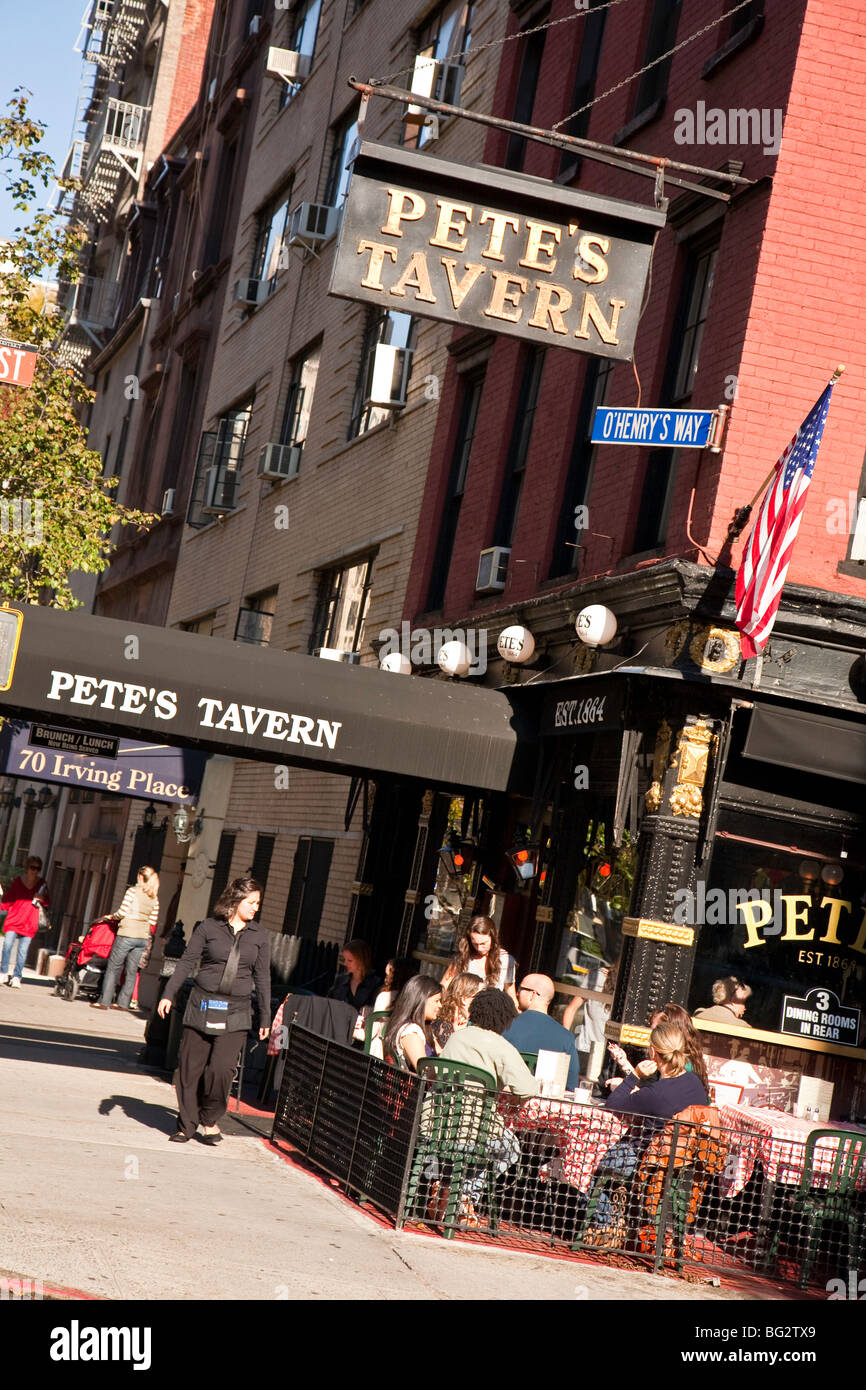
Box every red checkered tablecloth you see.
[718,1106,866,1195]
[510,1097,627,1193]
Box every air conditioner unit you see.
[286,202,339,251]
[248,14,261,37]
[476,546,510,594]
[233,278,262,306]
[201,466,238,516]
[318,648,361,664]
[404,55,465,129]
[266,47,312,83]
[161,488,175,515]
[257,442,301,481]
[365,343,413,409]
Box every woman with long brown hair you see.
[432,971,483,1048]
[157,876,271,1144]
[607,1001,710,1095]
[440,916,518,1004]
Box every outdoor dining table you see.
[509,1095,627,1192]
[717,1105,866,1197]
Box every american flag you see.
[735,384,835,659]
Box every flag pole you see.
[722,365,847,556]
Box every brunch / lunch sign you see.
[330,143,666,362]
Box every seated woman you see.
[607,1002,710,1096]
[368,957,416,1059]
[584,1022,708,1240]
[440,916,518,1004]
[432,971,483,1049]
[383,975,442,1071]
[328,939,381,1011]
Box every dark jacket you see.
[605,1069,708,1120]
[163,916,271,1025]
[503,1010,583,1091]
[328,971,381,1011]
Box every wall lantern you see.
[575,605,618,648]
[437,639,473,678]
[173,805,191,843]
[821,863,844,886]
[438,834,473,878]
[142,801,158,831]
[21,786,37,808]
[380,652,412,675]
[36,786,56,810]
[0,787,13,809]
[497,625,536,664]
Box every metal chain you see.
[370,0,636,92]
[552,0,756,130]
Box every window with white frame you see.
[280,344,320,451]
[187,400,253,527]
[404,0,473,149]
[280,0,322,107]
[310,558,374,658]
[235,589,277,646]
[323,106,360,208]
[251,184,292,297]
[348,310,416,439]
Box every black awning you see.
[743,703,866,785]
[0,605,519,791]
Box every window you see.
[202,141,236,267]
[187,399,253,528]
[404,0,474,150]
[348,310,416,439]
[282,837,334,938]
[632,0,681,118]
[632,242,717,552]
[310,557,373,657]
[279,344,320,451]
[504,9,548,171]
[160,360,198,496]
[248,833,276,910]
[494,347,545,548]
[558,0,608,179]
[280,0,322,107]
[551,358,612,575]
[235,589,277,645]
[323,106,360,208]
[181,613,215,636]
[251,185,292,297]
[426,371,485,611]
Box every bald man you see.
[503,973,583,1091]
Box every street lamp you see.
[142,802,157,832]
[36,786,56,810]
[21,787,37,808]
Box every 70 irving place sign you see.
[330,144,666,361]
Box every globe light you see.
[575,605,618,648]
[380,652,412,674]
[821,863,844,886]
[497,625,536,664]
[437,640,473,677]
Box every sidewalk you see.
[0,972,786,1302]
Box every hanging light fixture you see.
[36,786,56,810]
[172,804,192,843]
[142,802,157,832]
[21,786,37,808]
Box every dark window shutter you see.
[207,832,236,916]
[282,837,333,940]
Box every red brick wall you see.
[163,0,218,147]
[405,0,866,620]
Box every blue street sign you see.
[591,406,716,448]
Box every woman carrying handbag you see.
[157,876,271,1145]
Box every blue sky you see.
[0,0,84,241]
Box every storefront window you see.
[686,834,866,1049]
[553,829,635,995]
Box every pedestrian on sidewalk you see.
[91,867,159,1012]
[157,876,271,1145]
[0,857,50,988]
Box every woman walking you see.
[157,876,271,1144]
[91,866,159,1012]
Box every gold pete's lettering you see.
[519,220,561,274]
[441,258,486,309]
[429,200,473,252]
[479,211,520,261]
[357,239,397,290]
[780,894,814,943]
[389,251,437,303]
[819,896,851,947]
[573,235,610,284]
[574,294,625,344]
[528,281,573,334]
[380,187,426,237]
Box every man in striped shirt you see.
[91,867,160,1012]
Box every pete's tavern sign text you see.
[331,144,665,361]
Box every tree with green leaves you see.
[0,89,153,609]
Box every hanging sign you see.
[780,987,860,1046]
[591,406,716,447]
[0,720,206,803]
[0,338,39,388]
[330,143,666,362]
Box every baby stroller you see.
[54,917,117,1001]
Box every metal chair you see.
[519,1052,538,1074]
[405,1057,500,1238]
[363,1009,391,1055]
[765,1128,866,1288]
[636,1107,728,1272]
